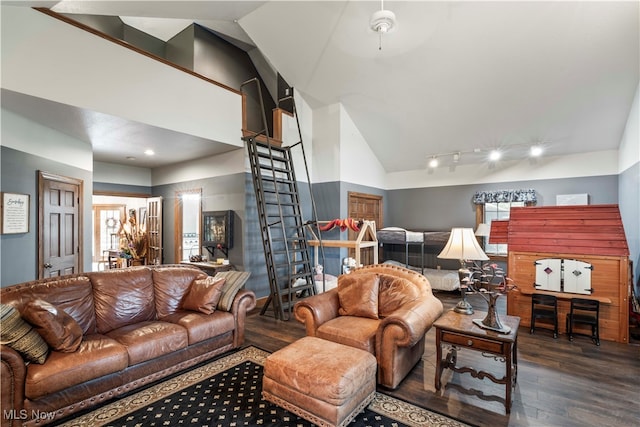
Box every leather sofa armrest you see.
[293,289,340,336]
[1,344,26,427]
[377,295,444,348]
[229,289,257,347]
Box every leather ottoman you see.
[263,336,377,427]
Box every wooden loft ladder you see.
[240,78,325,320]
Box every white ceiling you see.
[3,1,639,171]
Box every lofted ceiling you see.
[2,1,639,171]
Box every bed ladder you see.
[240,78,324,320]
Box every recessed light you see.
[144,149,155,156]
[126,156,136,161]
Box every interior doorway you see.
[92,204,126,269]
[174,189,202,263]
[91,194,149,271]
[38,171,83,278]
[347,191,383,266]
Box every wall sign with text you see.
[1,192,30,234]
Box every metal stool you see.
[530,293,558,338]
[566,298,600,346]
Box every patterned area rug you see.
[57,346,469,427]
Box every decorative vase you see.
[472,291,511,334]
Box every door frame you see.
[92,192,162,267]
[38,171,84,278]
[174,188,202,263]
[92,204,126,262]
[347,191,383,262]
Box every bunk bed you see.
[377,227,459,291]
[376,227,426,270]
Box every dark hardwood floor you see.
[244,291,640,427]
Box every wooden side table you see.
[434,310,520,413]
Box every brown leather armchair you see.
[294,263,444,389]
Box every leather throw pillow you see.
[183,276,226,314]
[337,272,380,319]
[22,299,83,353]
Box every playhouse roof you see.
[489,204,629,257]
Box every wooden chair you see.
[530,293,558,338]
[566,298,600,346]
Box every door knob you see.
[44,263,52,268]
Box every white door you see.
[563,259,592,295]
[146,197,163,265]
[534,258,562,291]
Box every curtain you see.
[473,189,537,204]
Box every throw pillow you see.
[214,271,252,312]
[22,299,83,352]
[337,273,380,319]
[183,276,226,314]
[0,303,49,364]
[377,274,421,317]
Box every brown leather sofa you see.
[1,265,256,427]
[294,263,444,389]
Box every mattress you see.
[422,231,451,247]
[382,260,460,291]
[377,227,424,244]
[423,268,460,291]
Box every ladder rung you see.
[265,202,297,207]
[257,154,288,162]
[263,189,296,195]
[259,165,292,174]
[255,142,287,153]
[259,176,295,184]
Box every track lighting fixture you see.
[424,142,547,170]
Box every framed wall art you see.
[1,192,30,234]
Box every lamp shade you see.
[438,228,489,261]
[475,223,491,237]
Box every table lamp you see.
[438,227,489,314]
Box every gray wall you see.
[619,162,639,290]
[93,182,152,195]
[387,175,619,231]
[306,181,387,276]
[1,147,93,286]
[152,173,246,266]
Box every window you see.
[473,189,537,257]
[480,202,524,255]
[92,205,126,262]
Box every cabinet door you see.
[563,259,592,295]
[534,258,562,291]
